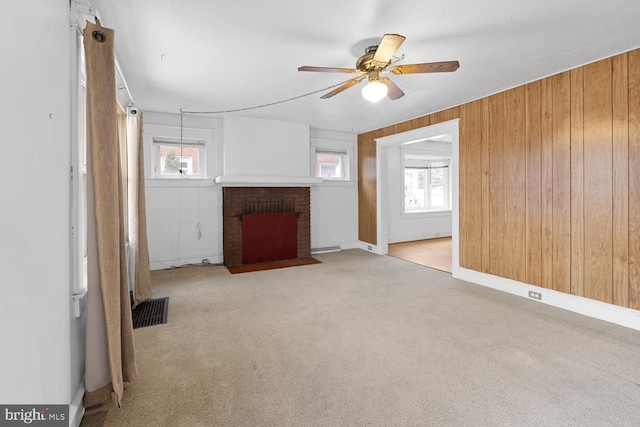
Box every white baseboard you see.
[69,382,85,427]
[456,268,640,332]
[150,254,224,270]
[339,241,362,251]
[310,241,367,255]
[354,241,386,255]
[311,246,341,254]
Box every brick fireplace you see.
[222,187,311,267]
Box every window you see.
[81,84,88,260]
[153,138,205,178]
[404,156,450,212]
[315,148,349,180]
[71,37,89,296]
[117,103,128,240]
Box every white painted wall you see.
[143,112,223,268]
[0,0,72,404]
[222,116,310,177]
[310,129,359,250]
[386,141,453,243]
[143,115,359,268]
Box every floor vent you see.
[132,297,169,329]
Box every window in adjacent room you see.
[403,156,451,213]
[153,138,206,178]
[314,148,349,181]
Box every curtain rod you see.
[114,58,135,107]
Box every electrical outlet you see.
[528,291,542,300]
[367,245,372,250]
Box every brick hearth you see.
[222,187,311,267]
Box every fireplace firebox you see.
[222,187,311,267]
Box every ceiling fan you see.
[298,34,460,103]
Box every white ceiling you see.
[89,0,640,134]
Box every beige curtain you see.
[83,21,137,408]
[127,113,152,306]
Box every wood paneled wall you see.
[358,49,640,310]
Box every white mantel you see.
[214,175,321,187]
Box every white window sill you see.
[315,179,355,187]
[401,210,452,219]
[146,179,215,188]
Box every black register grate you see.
[132,297,169,329]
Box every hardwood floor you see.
[388,237,452,273]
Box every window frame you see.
[152,137,207,179]
[402,155,452,214]
[71,29,88,298]
[314,147,350,181]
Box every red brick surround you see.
[222,187,311,267]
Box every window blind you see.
[153,137,204,146]
[315,148,347,155]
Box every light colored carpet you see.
[81,249,640,427]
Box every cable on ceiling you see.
[179,77,359,115]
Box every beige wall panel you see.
[551,72,571,294]
[488,93,505,277]
[583,59,614,304]
[464,100,485,271]
[481,98,491,273]
[628,50,640,310]
[503,86,527,282]
[570,68,585,297]
[541,77,554,290]
[526,81,543,287]
[357,134,377,245]
[613,53,630,307]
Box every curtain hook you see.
[92,30,106,43]
[92,17,106,43]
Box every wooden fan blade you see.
[298,66,360,73]
[320,75,366,99]
[381,77,404,100]
[371,34,406,68]
[390,61,460,75]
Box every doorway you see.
[374,119,460,276]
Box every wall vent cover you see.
[132,297,169,329]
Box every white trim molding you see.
[69,382,85,427]
[214,175,322,187]
[374,119,460,272]
[355,241,387,255]
[455,268,640,331]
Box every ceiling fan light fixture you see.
[361,79,388,103]
[298,34,459,101]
